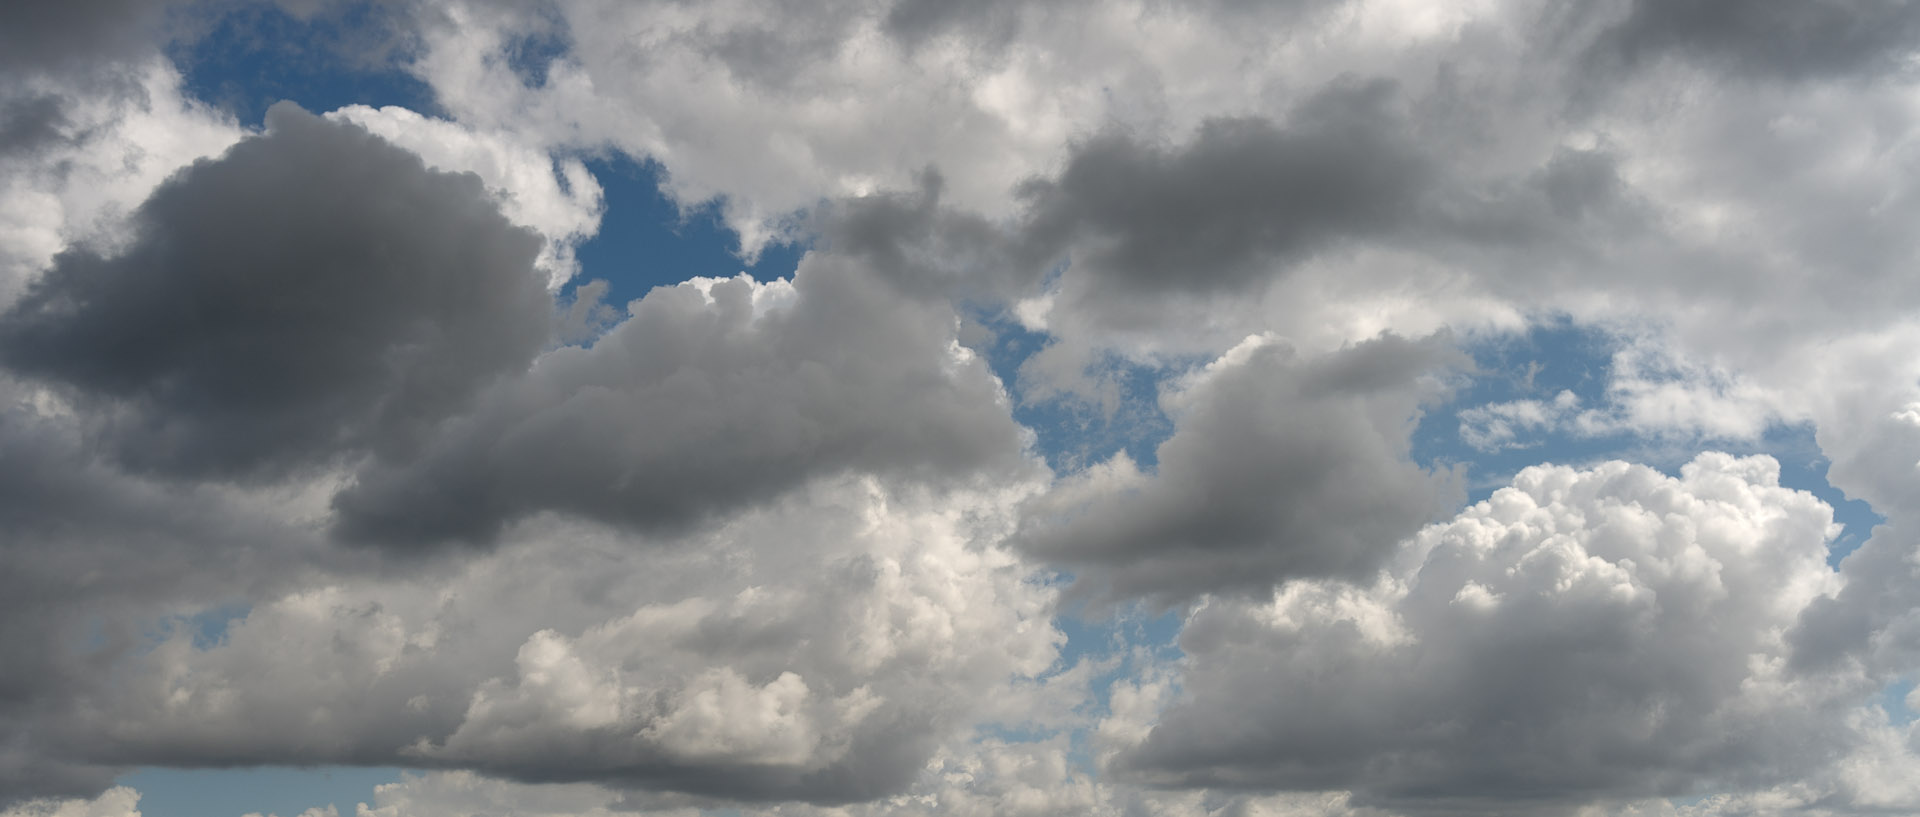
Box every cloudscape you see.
[3,1,1919,816]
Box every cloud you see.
[1115,453,1857,814]
[1669,705,1920,817]
[1019,79,1428,301]
[0,370,372,807]
[48,476,1059,805]
[1017,332,1465,604]
[351,771,640,817]
[404,0,1488,256]
[1591,0,1920,80]
[0,786,141,817]
[1458,390,1585,452]
[8,0,1920,814]
[0,0,174,78]
[349,736,1109,817]
[328,105,605,284]
[332,257,1031,548]
[0,102,552,480]
[0,60,241,306]
[0,94,70,158]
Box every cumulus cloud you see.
[1018,332,1465,603]
[328,105,605,284]
[46,475,1059,805]
[0,60,241,305]
[0,102,552,479]
[7,0,1920,813]
[1019,79,1427,300]
[332,257,1030,548]
[403,0,1499,256]
[0,368,376,805]
[1115,453,1857,814]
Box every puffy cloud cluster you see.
[0,60,241,305]
[328,105,605,284]
[43,475,1059,805]
[1019,332,1464,603]
[1116,454,1866,814]
[333,262,1030,548]
[5,0,1920,814]
[0,40,1049,806]
[0,102,552,479]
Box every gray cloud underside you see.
[0,102,551,480]
[0,376,370,805]
[331,256,1031,548]
[1017,79,1428,298]
[1591,0,1920,80]
[1017,333,1467,604]
[19,476,1057,806]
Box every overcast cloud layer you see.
[4,0,1920,816]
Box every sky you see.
[1,1,1919,816]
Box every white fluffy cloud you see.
[1115,453,1862,814]
[0,60,240,306]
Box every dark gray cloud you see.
[0,94,70,158]
[1115,454,1860,816]
[0,0,174,77]
[1016,333,1465,604]
[881,0,1032,51]
[0,102,551,480]
[1019,79,1428,298]
[1592,0,1920,81]
[815,169,1035,302]
[805,77,1451,337]
[0,375,376,808]
[1429,147,1643,251]
[332,253,1030,547]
